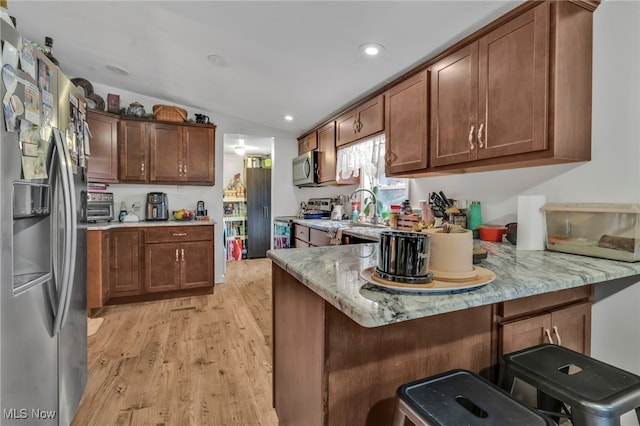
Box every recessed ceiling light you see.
[359,42,385,57]
[284,115,294,121]
[207,54,227,66]
[105,64,129,76]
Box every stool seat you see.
[502,344,640,425]
[394,369,555,426]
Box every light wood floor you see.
[73,258,278,426]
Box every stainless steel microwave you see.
[292,151,317,186]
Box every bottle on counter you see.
[118,201,127,222]
[467,201,483,238]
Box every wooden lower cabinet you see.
[500,302,591,356]
[87,225,214,310]
[144,226,214,292]
[144,239,213,292]
[109,229,142,297]
[294,224,331,247]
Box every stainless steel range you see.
[306,198,333,218]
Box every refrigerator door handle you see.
[51,129,76,336]
[58,128,78,330]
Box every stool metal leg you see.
[393,398,428,426]
[571,408,620,426]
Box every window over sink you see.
[336,135,407,219]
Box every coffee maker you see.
[145,192,169,221]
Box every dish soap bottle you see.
[118,201,127,222]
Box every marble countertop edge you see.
[267,242,640,328]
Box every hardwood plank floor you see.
[73,258,278,426]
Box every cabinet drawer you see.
[145,225,213,243]
[499,286,592,321]
[295,238,310,248]
[309,228,331,247]
[295,225,310,242]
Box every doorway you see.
[222,134,274,261]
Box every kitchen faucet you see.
[350,188,379,224]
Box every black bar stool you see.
[502,344,640,426]
[393,369,555,426]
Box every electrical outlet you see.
[131,202,141,212]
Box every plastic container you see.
[478,225,507,242]
[541,203,640,262]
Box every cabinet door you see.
[183,126,215,184]
[477,4,548,160]
[317,122,336,183]
[550,302,591,355]
[119,120,148,182]
[149,123,182,183]
[385,71,428,175]
[356,95,384,141]
[430,44,479,167]
[144,243,181,292]
[109,230,142,296]
[101,232,111,303]
[86,110,118,183]
[336,109,357,147]
[298,132,318,154]
[501,313,551,355]
[180,241,214,289]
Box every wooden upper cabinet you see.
[119,120,149,182]
[183,126,215,184]
[298,132,318,155]
[385,70,429,175]
[430,3,549,167]
[316,122,336,183]
[120,118,215,186]
[86,110,119,183]
[149,123,182,183]
[336,95,384,147]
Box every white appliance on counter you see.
[1,20,88,425]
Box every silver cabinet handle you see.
[183,164,187,174]
[553,326,562,346]
[468,125,475,150]
[141,163,145,173]
[172,232,187,237]
[181,248,185,261]
[175,248,179,262]
[544,328,553,344]
[179,164,183,174]
[478,122,484,148]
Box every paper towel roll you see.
[516,195,546,250]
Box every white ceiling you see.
[8,1,522,153]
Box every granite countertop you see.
[88,219,216,230]
[292,218,386,242]
[267,241,640,328]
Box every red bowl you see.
[478,225,507,242]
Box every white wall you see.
[222,153,245,190]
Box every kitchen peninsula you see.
[267,241,640,425]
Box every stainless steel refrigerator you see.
[1,19,88,425]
